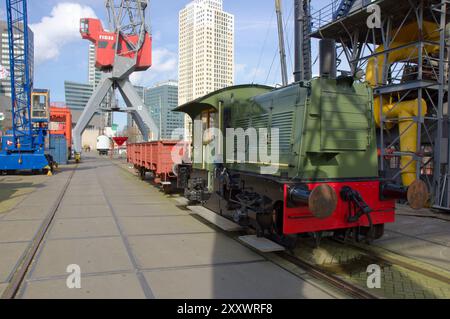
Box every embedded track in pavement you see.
[287,237,450,299]
[112,158,450,299]
[1,165,77,299]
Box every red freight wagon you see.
[127,141,187,193]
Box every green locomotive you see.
[174,75,426,244]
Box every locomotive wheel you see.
[361,224,384,240]
[162,182,175,194]
[139,168,146,180]
[370,224,384,240]
[270,202,298,249]
[358,224,384,241]
[271,202,284,236]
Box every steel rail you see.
[335,239,450,285]
[277,251,380,299]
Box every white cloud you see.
[30,2,97,64]
[130,48,178,86]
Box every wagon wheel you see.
[139,168,146,180]
[162,183,172,194]
[271,202,284,236]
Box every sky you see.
[0,0,331,128]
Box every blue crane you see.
[0,0,53,173]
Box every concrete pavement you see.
[2,155,447,299]
[1,156,339,299]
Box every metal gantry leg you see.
[73,78,114,153]
[117,79,159,141]
[72,76,160,154]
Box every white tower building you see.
[178,0,234,139]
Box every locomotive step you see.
[187,206,243,232]
[239,235,286,253]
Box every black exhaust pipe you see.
[289,185,311,206]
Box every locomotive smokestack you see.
[294,0,305,82]
[319,38,337,79]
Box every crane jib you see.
[6,0,33,151]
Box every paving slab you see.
[13,200,54,213]
[21,273,146,299]
[386,216,450,236]
[374,234,450,271]
[128,233,264,270]
[66,185,102,192]
[113,203,188,217]
[48,217,120,239]
[103,188,152,196]
[65,180,100,186]
[188,206,243,231]
[144,261,333,299]
[30,237,134,279]
[119,216,214,236]
[61,195,107,206]
[173,196,189,206]
[239,235,285,253]
[56,204,112,219]
[107,195,167,205]
[0,283,7,296]
[0,242,29,282]
[420,231,450,246]
[63,190,104,197]
[16,193,58,208]
[2,206,50,221]
[0,220,42,243]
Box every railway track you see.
[276,251,379,299]
[114,160,375,299]
[286,237,450,299]
[105,160,450,299]
[1,165,77,299]
[337,239,450,285]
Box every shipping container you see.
[48,134,68,165]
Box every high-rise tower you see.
[178,0,234,139]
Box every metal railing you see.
[310,0,342,32]
[310,0,371,33]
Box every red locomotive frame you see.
[283,180,395,234]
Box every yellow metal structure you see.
[74,153,81,163]
[366,21,440,186]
